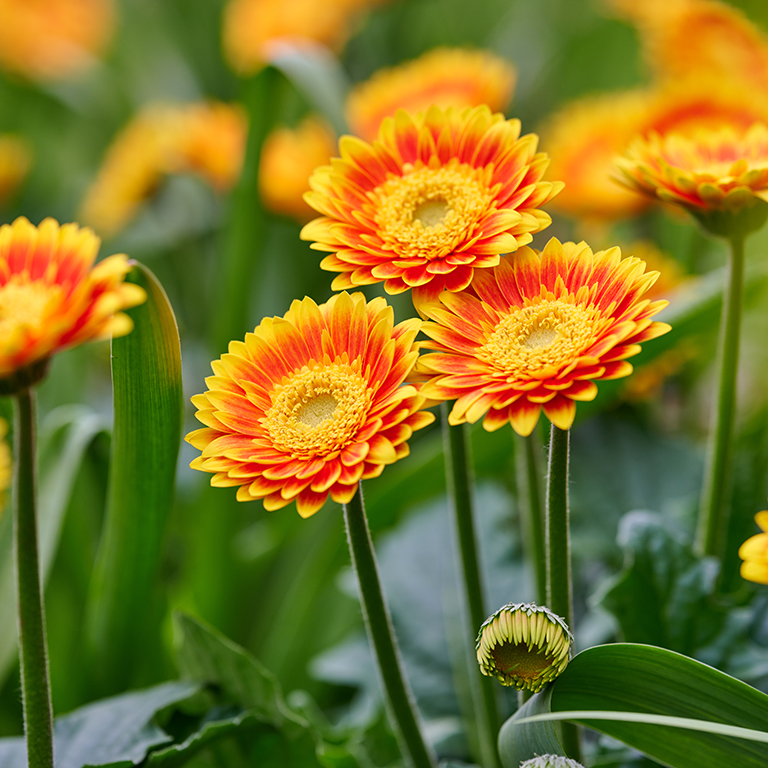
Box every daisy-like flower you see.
[417,238,671,436]
[476,602,572,692]
[301,105,563,305]
[615,123,768,235]
[739,511,768,584]
[186,292,435,518]
[346,48,516,142]
[258,116,338,221]
[0,0,114,81]
[0,216,146,386]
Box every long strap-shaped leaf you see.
[499,643,768,768]
[86,263,183,695]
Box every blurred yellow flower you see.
[740,511,768,584]
[223,0,373,76]
[80,102,246,238]
[0,418,9,514]
[0,0,114,80]
[258,116,338,222]
[0,217,146,382]
[346,48,516,141]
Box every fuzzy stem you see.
[13,387,54,768]
[442,410,500,768]
[343,484,436,768]
[695,234,746,558]
[515,432,546,604]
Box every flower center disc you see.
[481,299,600,377]
[491,642,552,680]
[265,363,371,458]
[373,161,493,260]
[0,279,60,338]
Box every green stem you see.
[343,484,436,768]
[442,410,500,768]
[696,234,746,558]
[515,432,546,605]
[13,387,54,768]
[544,423,580,763]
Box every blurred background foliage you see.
[2,0,768,766]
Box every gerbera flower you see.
[0,216,146,382]
[258,116,338,221]
[614,123,768,231]
[740,511,768,584]
[0,0,114,81]
[346,48,516,142]
[80,102,246,237]
[186,292,435,518]
[301,105,563,305]
[416,238,671,436]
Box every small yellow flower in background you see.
[0,418,10,513]
[416,238,671,436]
[186,292,435,518]
[346,48,516,142]
[0,0,114,81]
[80,102,246,238]
[301,105,563,306]
[615,123,768,235]
[739,511,768,584]
[476,602,572,692]
[0,217,146,382]
[258,116,338,222]
[223,0,374,76]
[0,136,31,207]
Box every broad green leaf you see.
[0,680,199,768]
[499,643,768,767]
[86,263,183,694]
[0,404,109,686]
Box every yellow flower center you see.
[480,299,600,377]
[0,279,61,338]
[491,643,553,681]
[264,363,372,458]
[373,161,495,260]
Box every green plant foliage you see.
[85,264,183,696]
[499,643,768,767]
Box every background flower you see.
[739,511,768,584]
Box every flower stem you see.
[442,410,500,768]
[696,234,746,558]
[343,484,436,768]
[545,423,580,762]
[13,387,54,768]
[515,431,546,604]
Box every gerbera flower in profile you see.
[740,511,768,584]
[346,48,516,142]
[80,102,246,237]
[416,238,671,436]
[186,292,435,518]
[0,216,146,384]
[258,115,338,221]
[301,105,563,305]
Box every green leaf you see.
[0,404,109,685]
[85,263,183,695]
[499,643,768,767]
[0,680,199,768]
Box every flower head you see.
[0,0,115,80]
[615,123,768,235]
[476,603,572,692]
[259,116,338,221]
[520,757,585,768]
[739,511,768,584]
[0,216,146,383]
[417,238,671,436]
[346,48,516,142]
[301,105,563,305]
[186,292,435,518]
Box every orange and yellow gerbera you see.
[346,48,516,142]
[186,292,435,517]
[739,511,768,585]
[615,123,768,214]
[301,105,563,305]
[0,216,146,379]
[416,238,671,436]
